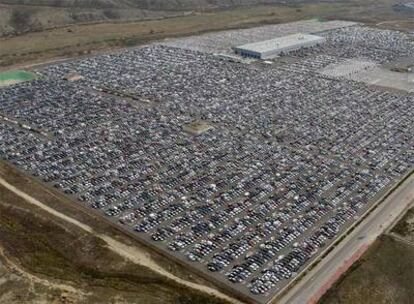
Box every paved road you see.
[278,174,414,304]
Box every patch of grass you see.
[0,70,35,86]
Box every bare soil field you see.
[0,161,234,304]
[0,0,410,69]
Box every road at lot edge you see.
[278,174,414,304]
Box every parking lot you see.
[0,20,413,304]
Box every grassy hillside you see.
[1,0,412,36]
[0,0,345,10]
[0,0,354,35]
[0,3,184,36]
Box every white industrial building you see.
[233,33,325,59]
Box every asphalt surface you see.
[278,173,414,304]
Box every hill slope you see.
[0,0,349,35]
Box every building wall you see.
[234,49,261,59]
[235,37,325,59]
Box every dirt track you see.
[0,176,241,304]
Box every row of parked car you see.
[0,23,413,300]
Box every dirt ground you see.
[320,206,414,304]
[0,0,410,69]
[0,161,236,304]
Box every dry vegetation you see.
[0,2,183,35]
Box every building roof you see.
[234,33,324,53]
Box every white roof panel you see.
[235,33,324,53]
